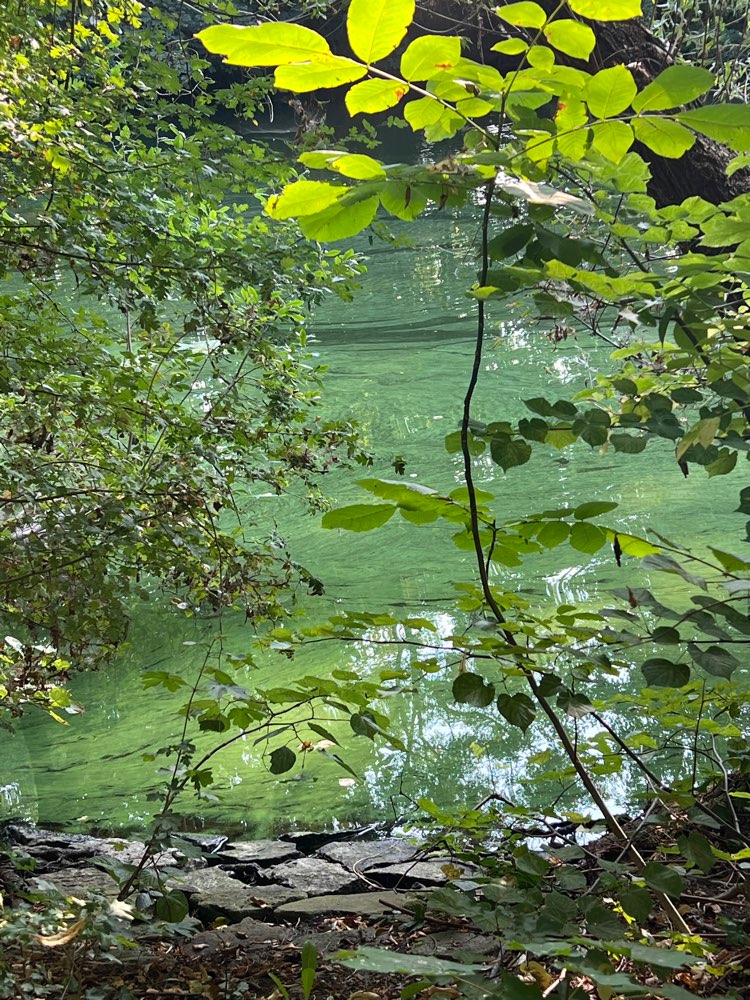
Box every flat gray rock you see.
[194,884,305,923]
[169,867,251,895]
[38,866,119,898]
[274,891,404,920]
[316,839,418,872]
[215,839,300,867]
[266,857,363,896]
[367,860,464,888]
[183,917,290,957]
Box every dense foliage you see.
[0,0,362,719]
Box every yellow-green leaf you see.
[568,0,642,19]
[329,153,386,180]
[543,20,596,60]
[301,196,380,241]
[346,78,408,115]
[400,36,462,82]
[632,116,695,158]
[496,2,547,30]
[197,23,331,66]
[591,120,634,162]
[555,98,589,158]
[347,0,415,64]
[586,65,637,119]
[267,180,346,219]
[632,65,715,112]
[275,55,366,93]
[677,104,750,152]
[676,416,720,461]
[491,38,529,56]
[379,182,429,221]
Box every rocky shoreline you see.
[1,823,466,927]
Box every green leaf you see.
[379,182,429,220]
[269,746,296,774]
[267,180,345,219]
[679,831,716,874]
[155,889,189,923]
[568,0,642,19]
[706,449,737,477]
[677,104,750,152]
[619,886,653,922]
[275,56,366,93]
[400,36,462,82]
[557,689,595,719]
[611,432,647,454]
[327,154,386,180]
[491,38,529,56]
[301,196,380,241]
[569,522,607,554]
[490,436,532,471]
[574,500,618,520]
[586,66,637,119]
[537,520,570,548]
[591,120,635,163]
[641,658,690,688]
[453,672,496,708]
[488,224,535,259]
[543,20,596,60]
[346,79,408,115]
[301,941,318,1000]
[347,0,415,63]
[643,862,684,898]
[687,642,740,679]
[675,416,720,461]
[321,503,396,531]
[496,2,547,29]
[197,23,332,66]
[497,692,536,732]
[632,117,695,158]
[632,65,715,112]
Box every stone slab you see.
[265,857,363,896]
[194,884,305,924]
[316,839,418,872]
[367,860,464,888]
[37,866,119,898]
[215,839,300,867]
[274,891,404,920]
[169,867,253,895]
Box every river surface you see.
[2,133,746,836]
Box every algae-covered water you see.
[1,147,745,835]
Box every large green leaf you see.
[641,658,690,688]
[497,692,536,732]
[490,436,532,471]
[301,196,380,241]
[568,0,642,19]
[379,181,429,221]
[677,104,750,151]
[569,522,607,554]
[453,672,496,707]
[543,20,596,60]
[197,23,331,66]
[688,642,740,679]
[321,503,396,531]
[400,36,462,81]
[496,2,547,29]
[586,66,637,119]
[269,746,296,774]
[632,65,715,112]
[267,180,345,219]
[346,79,408,115]
[347,0,415,63]
[643,862,684,898]
[632,117,695,158]
[275,56,366,93]
[591,120,634,162]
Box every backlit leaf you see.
[568,0,642,19]
[301,196,380,240]
[267,180,345,219]
[632,117,695,158]
[275,56,366,93]
[347,0,415,63]
[632,65,715,112]
[401,36,462,82]
[586,66,637,119]
[197,23,331,66]
[543,20,596,60]
[346,79,408,115]
[591,120,634,162]
[677,104,750,151]
[569,522,607,554]
[496,2,547,29]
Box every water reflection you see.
[1,187,745,834]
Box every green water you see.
[1,194,746,836]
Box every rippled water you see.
[2,138,745,835]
